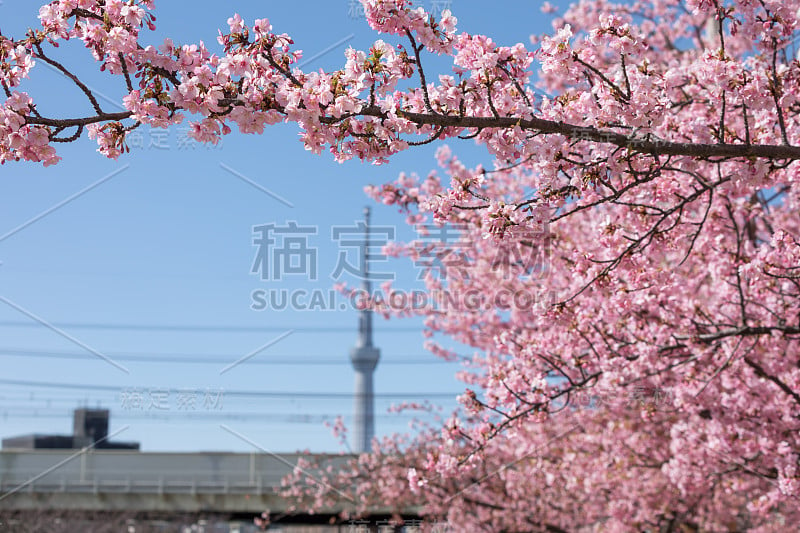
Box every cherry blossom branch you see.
[349,107,800,160]
[743,356,800,407]
[32,43,104,116]
[25,112,133,127]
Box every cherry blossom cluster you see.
[5,0,800,529]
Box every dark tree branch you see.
[33,43,104,116]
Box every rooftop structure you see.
[2,408,139,450]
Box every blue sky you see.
[0,1,562,453]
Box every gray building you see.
[2,408,139,450]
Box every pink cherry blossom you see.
[6,0,800,529]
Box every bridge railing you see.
[0,450,354,495]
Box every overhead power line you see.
[0,347,462,365]
[0,320,424,333]
[0,407,432,424]
[0,379,463,400]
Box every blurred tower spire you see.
[350,207,380,453]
